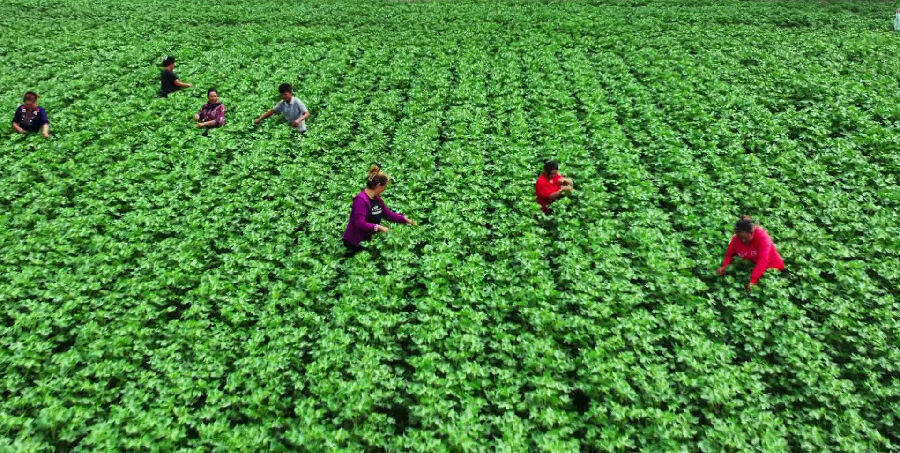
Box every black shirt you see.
[159,69,179,97]
[366,196,384,225]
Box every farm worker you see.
[535,159,573,213]
[159,56,191,97]
[342,165,417,254]
[11,91,50,138]
[717,215,785,291]
[194,88,226,129]
[253,83,309,133]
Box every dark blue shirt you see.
[12,105,49,132]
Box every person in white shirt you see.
[253,83,309,133]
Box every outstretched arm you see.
[12,122,24,134]
[254,109,276,125]
[174,79,192,88]
[382,201,409,225]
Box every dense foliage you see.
[1,0,899,451]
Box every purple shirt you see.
[342,191,407,246]
[198,102,226,127]
[12,105,49,132]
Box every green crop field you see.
[2,0,899,451]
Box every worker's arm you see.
[547,185,573,201]
[254,109,277,125]
[291,106,310,127]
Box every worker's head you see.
[279,83,293,102]
[366,165,390,195]
[735,215,755,244]
[22,92,38,106]
[207,88,219,104]
[543,159,559,178]
[161,56,175,69]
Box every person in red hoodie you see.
[717,216,785,291]
[535,160,573,213]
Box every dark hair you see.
[161,56,175,67]
[735,215,754,234]
[278,83,292,94]
[207,87,218,96]
[543,159,559,176]
[23,91,38,102]
[366,165,389,189]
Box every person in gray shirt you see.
[254,83,309,133]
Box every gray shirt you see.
[273,97,308,132]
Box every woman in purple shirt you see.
[342,165,417,254]
[194,88,226,129]
[12,92,50,138]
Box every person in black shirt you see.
[159,56,191,97]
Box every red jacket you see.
[722,227,785,283]
[535,173,563,213]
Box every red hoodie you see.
[536,173,563,213]
[722,227,785,283]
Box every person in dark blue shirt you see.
[12,92,50,138]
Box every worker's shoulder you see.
[754,228,774,242]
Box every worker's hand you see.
[746,282,756,292]
[291,119,301,127]
[717,266,727,276]
[42,132,50,139]
[195,122,203,129]
[407,219,418,226]
[253,117,262,125]
[375,225,390,233]
[563,185,574,192]
[193,114,200,121]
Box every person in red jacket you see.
[717,216,785,291]
[535,160,573,213]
